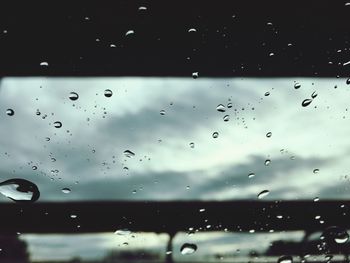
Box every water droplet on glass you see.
[160,110,166,115]
[212,132,219,138]
[278,255,293,263]
[62,188,71,194]
[0,179,40,202]
[123,150,135,158]
[294,83,301,89]
[69,92,79,101]
[311,91,318,99]
[223,115,230,122]
[180,243,197,255]
[227,102,232,108]
[32,166,37,170]
[313,169,319,174]
[192,72,199,79]
[115,229,132,235]
[216,104,226,112]
[6,109,14,116]
[257,190,270,199]
[322,226,349,245]
[188,28,197,33]
[138,6,147,11]
[346,78,350,85]
[335,234,349,244]
[125,30,135,36]
[265,159,271,166]
[302,99,313,107]
[264,92,270,96]
[40,62,49,66]
[189,142,195,148]
[248,173,255,178]
[45,137,50,141]
[70,214,77,218]
[104,89,113,97]
[53,121,62,128]
[314,197,320,202]
[266,132,272,138]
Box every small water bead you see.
[36,110,41,116]
[294,83,301,89]
[248,173,255,178]
[0,178,40,202]
[70,214,77,219]
[123,150,135,158]
[216,104,226,112]
[223,115,230,122]
[125,30,135,36]
[322,226,349,245]
[40,62,49,66]
[189,142,195,148]
[278,255,293,263]
[160,110,166,115]
[335,234,349,244]
[302,99,313,107]
[32,166,37,170]
[115,229,132,235]
[45,137,50,141]
[311,91,318,99]
[346,78,350,85]
[104,89,113,97]
[227,102,232,108]
[138,6,147,11]
[180,243,197,255]
[6,109,14,116]
[69,92,79,101]
[266,132,272,138]
[212,132,219,138]
[192,72,199,79]
[188,28,197,33]
[257,190,270,199]
[264,159,271,166]
[53,121,62,128]
[313,169,320,174]
[264,92,270,96]
[314,197,320,202]
[62,188,71,194]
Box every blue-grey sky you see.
[0,77,349,261]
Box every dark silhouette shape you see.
[0,234,29,263]
[0,0,349,77]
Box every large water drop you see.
[0,179,40,202]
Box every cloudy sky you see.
[0,77,350,261]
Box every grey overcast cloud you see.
[1,77,350,261]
